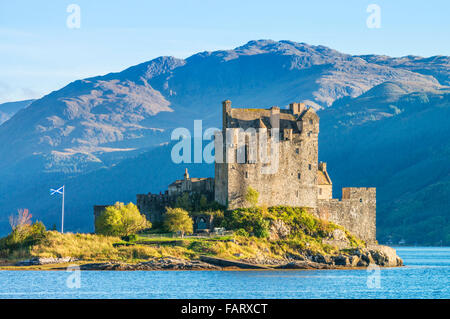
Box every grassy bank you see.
[0,206,367,266]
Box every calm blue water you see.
[0,247,449,298]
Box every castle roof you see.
[169,177,212,187]
[228,108,301,131]
[318,170,332,185]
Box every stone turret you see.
[289,102,306,115]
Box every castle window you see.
[308,131,312,137]
[360,198,363,203]
[308,164,312,170]
[245,171,249,178]
[296,190,299,197]
[296,148,299,154]
[298,173,301,180]
[309,119,313,124]
[319,188,322,195]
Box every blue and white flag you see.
[50,186,64,195]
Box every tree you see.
[175,192,192,211]
[95,202,151,236]
[245,186,259,207]
[163,207,193,237]
[9,208,32,231]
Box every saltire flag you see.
[50,186,64,195]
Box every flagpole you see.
[61,185,65,233]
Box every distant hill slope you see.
[0,99,34,124]
[0,40,442,175]
[319,86,450,245]
[0,40,448,244]
[358,55,450,86]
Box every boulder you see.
[269,220,291,240]
[311,253,332,264]
[323,229,351,249]
[332,255,350,266]
[349,255,360,267]
[367,245,403,267]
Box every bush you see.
[0,221,47,251]
[245,186,259,207]
[121,234,138,242]
[163,207,193,237]
[224,208,269,238]
[174,192,225,213]
[95,202,151,236]
[234,228,249,237]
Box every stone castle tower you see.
[215,100,320,209]
[214,100,376,243]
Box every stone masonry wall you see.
[136,193,175,224]
[224,133,319,209]
[215,101,320,210]
[316,187,376,243]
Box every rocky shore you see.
[74,244,402,271]
[79,258,221,270]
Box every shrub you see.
[175,192,225,213]
[234,228,249,237]
[224,208,269,238]
[245,186,259,207]
[121,234,138,242]
[0,221,47,251]
[163,207,193,237]
[95,202,151,236]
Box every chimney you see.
[222,100,231,130]
[270,106,280,129]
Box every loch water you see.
[0,247,448,299]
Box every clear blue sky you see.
[0,0,449,103]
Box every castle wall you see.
[316,187,376,243]
[136,193,175,224]
[93,205,108,233]
[223,133,319,209]
[215,101,320,209]
[318,184,332,200]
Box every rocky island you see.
[0,100,404,270]
[0,206,402,271]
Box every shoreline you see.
[0,250,404,271]
[0,264,403,271]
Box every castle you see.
[96,100,376,242]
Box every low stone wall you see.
[317,187,376,243]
